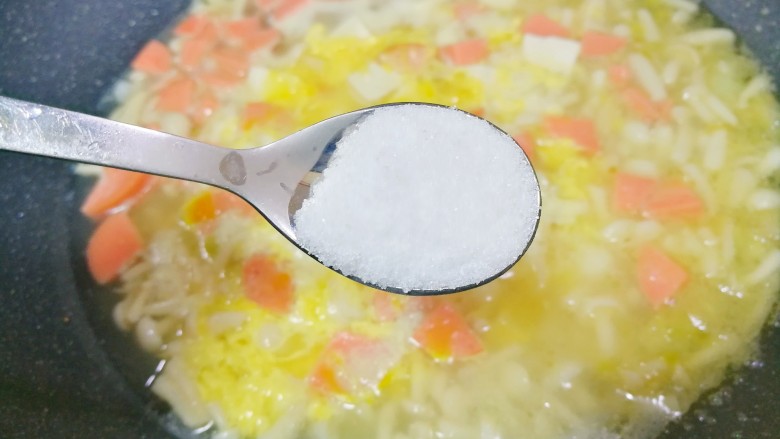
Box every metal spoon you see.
[0,96,540,295]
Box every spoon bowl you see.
[0,97,541,295]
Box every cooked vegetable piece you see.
[174,15,209,36]
[612,172,658,214]
[131,40,172,74]
[522,14,570,37]
[413,303,483,360]
[183,191,217,224]
[180,37,211,68]
[647,184,704,219]
[545,116,600,153]
[310,332,374,393]
[620,88,672,122]
[242,255,294,313]
[637,245,688,306]
[581,31,627,57]
[86,212,143,284]
[241,28,280,51]
[157,76,196,112]
[81,168,152,219]
[613,173,704,218]
[440,39,489,65]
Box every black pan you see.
[0,0,777,437]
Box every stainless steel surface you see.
[0,97,542,295]
[0,95,365,239]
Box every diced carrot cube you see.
[309,332,382,394]
[174,15,209,36]
[156,76,196,112]
[413,303,483,360]
[637,245,688,307]
[440,39,489,66]
[81,168,153,220]
[182,191,217,224]
[131,40,171,74]
[646,184,704,219]
[180,37,211,68]
[86,212,143,284]
[224,18,261,40]
[621,88,672,123]
[242,254,294,313]
[523,14,571,38]
[581,31,627,57]
[544,116,600,154]
[612,172,658,214]
[242,102,277,128]
[242,28,281,51]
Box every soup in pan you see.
[81,0,780,438]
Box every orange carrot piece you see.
[637,245,688,307]
[646,184,704,219]
[131,40,171,74]
[608,64,632,87]
[581,31,627,57]
[620,88,672,123]
[81,168,153,220]
[413,303,483,360]
[242,255,294,313]
[545,116,600,154]
[180,37,211,68]
[440,39,489,66]
[86,212,143,284]
[453,2,484,20]
[612,172,658,214]
[242,28,281,51]
[225,18,261,40]
[243,102,276,127]
[156,76,196,112]
[182,191,217,224]
[513,131,536,161]
[273,0,308,20]
[522,14,570,38]
[310,332,379,394]
[174,15,209,36]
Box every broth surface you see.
[89,0,780,438]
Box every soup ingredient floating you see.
[294,105,539,293]
[0,97,539,294]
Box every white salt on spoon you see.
[293,104,540,294]
[0,96,539,296]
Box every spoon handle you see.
[0,96,242,188]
